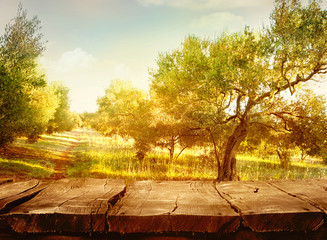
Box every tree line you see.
[89,0,327,181]
[0,5,79,146]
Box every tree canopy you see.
[150,0,327,181]
[0,5,75,146]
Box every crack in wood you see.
[171,195,179,213]
[268,181,327,213]
[0,179,13,186]
[0,181,49,214]
[0,181,40,201]
[268,181,326,231]
[90,210,94,234]
[213,183,242,215]
[106,185,127,233]
[0,189,44,215]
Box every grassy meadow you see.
[67,129,327,182]
[1,128,327,181]
[0,132,81,179]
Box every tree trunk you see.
[277,147,290,169]
[218,120,248,181]
[175,145,187,161]
[168,137,175,163]
[208,129,221,178]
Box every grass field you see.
[67,129,327,182]
[1,128,327,181]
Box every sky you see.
[0,0,326,113]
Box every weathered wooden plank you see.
[216,181,324,232]
[3,178,126,234]
[108,181,240,234]
[170,181,240,233]
[0,179,48,215]
[0,179,13,186]
[269,179,327,213]
[0,179,39,200]
[0,179,49,232]
[108,181,173,233]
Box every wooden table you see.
[0,178,326,239]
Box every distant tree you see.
[71,112,83,128]
[47,82,75,134]
[96,79,156,159]
[151,108,204,163]
[150,0,327,181]
[286,90,327,162]
[151,89,213,163]
[97,79,201,162]
[242,90,327,167]
[80,112,98,129]
[0,4,49,146]
[21,86,60,142]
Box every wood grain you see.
[108,181,240,234]
[216,180,324,232]
[1,178,327,237]
[3,178,126,234]
[269,179,327,213]
[0,179,47,214]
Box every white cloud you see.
[51,48,97,72]
[137,0,271,10]
[40,48,97,73]
[191,12,244,34]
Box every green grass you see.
[2,129,327,181]
[67,133,327,182]
[237,155,327,181]
[14,134,78,158]
[67,134,218,182]
[0,157,55,178]
[0,132,77,179]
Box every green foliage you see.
[150,0,327,180]
[47,82,75,134]
[95,79,206,162]
[96,79,155,158]
[20,85,60,142]
[285,90,327,160]
[244,89,327,166]
[0,4,57,146]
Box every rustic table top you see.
[0,178,327,238]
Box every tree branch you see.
[268,112,292,132]
[223,92,233,110]
[250,121,282,132]
[268,111,305,119]
[236,94,242,118]
[218,115,238,124]
[256,62,325,104]
[175,145,188,161]
[281,57,294,94]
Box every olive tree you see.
[150,0,327,181]
[0,4,51,146]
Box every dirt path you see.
[51,140,80,179]
[51,128,102,179]
[0,128,94,180]
[50,129,92,179]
